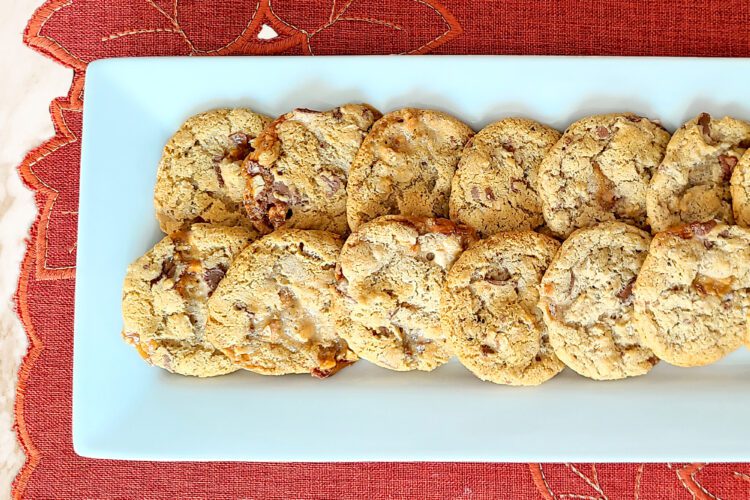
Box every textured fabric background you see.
[0,0,73,496]
[14,1,750,498]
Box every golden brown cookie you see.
[207,228,357,377]
[538,113,670,238]
[633,221,750,366]
[121,223,256,376]
[243,104,381,235]
[449,118,561,236]
[336,215,477,371]
[154,108,272,233]
[648,113,750,233]
[731,149,750,228]
[441,231,564,385]
[540,222,658,380]
[346,108,474,231]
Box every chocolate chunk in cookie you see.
[207,228,357,377]
[648,113,750,233]
[633,222,750,366]
[347,108,474,231]
[442,230,564,385]
[540,222,657,380]
[243,104,381,235]
[122,223,256,376]
[538,113,670,238]
[336,215,477,371]
[450,118,561,236]
[154,108,272,233]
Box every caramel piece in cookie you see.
[633,221,750,366]
[121,224,256,377]
[731,149,750,228]
[450,118,561,236]
[540,222,657,380]
[648,113,750,233]
[243,104,381,235]
[207,229,357,377]
[336,215,477,371]
[441,231,564,385]
[346,108,474,231]
[538,113,670,238]
[154,109,272,233]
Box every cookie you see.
[243,104,381,235]
[538,113,670,238]
[731,149,750,227]
[206,228,357,377]
[154,108,272,233]
[346,108,474,231]
[449,118,561,236]
[633,221,750,367]
[121,223,255,377]
[539,222,657,380]
[648,113,750,233]
[441,231,564,385]
[336,215,477,371]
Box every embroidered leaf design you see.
[531,464,710,500]
[31,0,193,65]
[678,463,750,499]
[16,77,85,277]
[269,0,461,54]
[174,0,261,51]
[27,0,307,62]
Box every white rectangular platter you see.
[75,56,750,461]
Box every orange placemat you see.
[14,1,750,498]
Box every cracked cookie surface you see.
[207,228,357,377]
[121,223,256,377]
[336,215,477,371]
[243,104,381,235]
[633,221,750,366]
[538,113,670,238]
[731,149,750,228]
[441,230,564,385]
[540,222,657,380]
[154,108,272,233]
[648,113,750,233]
[449,118,561,236]
[346,108,474,231]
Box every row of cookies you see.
[151,106,750,243]
[452,111,750,238]
[124,104,750,382]
[122,214,750,384]
[335,216,750,383]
